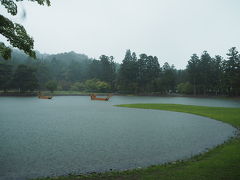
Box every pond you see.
[0,96,238,180]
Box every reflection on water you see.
[0,96,238,180]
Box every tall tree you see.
[88,59,101,79]
[118,50,138,93]
[12,64,38,92]
[137,53,148,92]
[45,80,57,93]
[187,54,200,95]
[99,55,116,88]
[223,47,240,95]
[160,62,176,93]
[65,61,83,82]
[199,51,212,95]
[34,61,51,90]
[211,55,223,95]
[0,62,12,91]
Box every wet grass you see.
[36,104,240,180]
[117,104,240,128]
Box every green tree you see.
[177,82,193,94]
[223,47,240,95]
[84,79,99,92]
[70,82,85,91]
[45,80,57,93]
[145,55,160,92]
[118,50,138,93]
[48,57,66,81]
[12,64,38,92]
[211,55,223,95]
[58,80,71,91]
[35,62,51,90]
[187,54,200,95]
[176,69,188,85]
[137,54,161,93]
[0,62,12,91]
[160,62,177,93]
[84,79,110,92]
[99,55,116,86]
[118,51,161,93]
[198,51,212,95]
[88,59,101,79]
[0,0,50,59]
[137,53,148,92]
[96,80,110,92]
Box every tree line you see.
[0,47,240,96]
[185,47,240,96]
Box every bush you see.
[70,82,85,91]
[84,79,110,92]
[177,82,193,94]
[45,80,57,93]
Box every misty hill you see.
[38,51,90,64]
[0,49,91,64]
[2,47,239,96]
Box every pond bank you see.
[1,91,240,99]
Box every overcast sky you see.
[1,0,240,69]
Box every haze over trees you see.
[1,1,239,96]
[0,47,240,96]
[186,47,240,96]
[11,64,38,92]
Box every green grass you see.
[116,104,240,128]
[36,104,240,180]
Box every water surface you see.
[0,96,238,180]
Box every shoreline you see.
[1,91,240,99]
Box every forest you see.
[0,47,240,96]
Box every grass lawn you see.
[37,104,240,180]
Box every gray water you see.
[0,96,238,180]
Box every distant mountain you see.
[38,51,90,63]
[0,49,91,64]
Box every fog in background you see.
[1,0,240,69]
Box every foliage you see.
[1,47,240,96]
[222,47,240,95]
[0,0,50,59]
[160,62,176,93]
[186,48,240,96]
[84,79,110,92]
[0,62,12,91]
[11,64,38,92]
[35,62,51,90]
[186,53,200,95]
[70,82,85,91]
[45,80,57,92]
[0,42,11,59]
[118,50,162,93]
[177,82,193,94]
[57,80,71,91]
[118,50,138,93]
[95,80,111,92]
